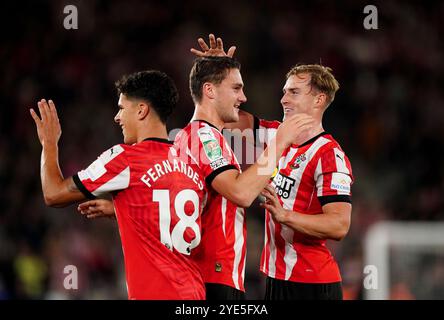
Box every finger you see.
[209,34,216,49]
[197,38,210,51]
[48,99,59,122]
[265,185,278,198]
[289,117,314,128]
[37,101,47,123]
[86,213,106,219]
[261,190,274,201]
[190,48,206,57]
[41,99,52,123]
[295,121,315,131]
[227,46,236,57]
[260,202,275,213]
[86,206,105,214]
[30,108,41,124]
[216,37,224,51]
[78,201,96,210]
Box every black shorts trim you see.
[318,195,352,206]
[205,283,246,301]
[205,165,238,187]
[72,174,96,200]
[265,277,343,300]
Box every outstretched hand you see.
[78,199,116,219]
[190,33,236,58]
[30,99,62,147]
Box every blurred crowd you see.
[1,0,443,299]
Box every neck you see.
[300,120,325,145]
[191,103,224,131]
[136,120,169,143]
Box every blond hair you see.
[286,64,340,106]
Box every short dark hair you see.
[189,57,241,103]
[115,70,179,123]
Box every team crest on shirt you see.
[198,127,223,162]
[289,153,306,170]
[273,172,296,199]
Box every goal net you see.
[364,221,444,300]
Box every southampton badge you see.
[290,153,307,170]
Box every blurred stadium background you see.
[1,0,443,299]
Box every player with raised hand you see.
[30,71,207,300]
[173,47,314,300]
[192,34,354,300]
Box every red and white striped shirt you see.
[256,119,354,283]
[73,138,207,299]
[174,120,247,292]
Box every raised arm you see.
[30,99,86,207]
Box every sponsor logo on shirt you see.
[198,128,223,162]
[273,172,296,199]
[210,158,229,170]
[330,173,351,193]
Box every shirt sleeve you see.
[254,116,281,148]
[73,144,130,198]
[314,145,354,206]
[186,125,239,186]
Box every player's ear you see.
[202,82,216,100]
[314,93,327,109]
[137,102,150,120]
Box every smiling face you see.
[213,68,247,123]
[114,93,139,144]
[281,73,320,120]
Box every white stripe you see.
[231,207,245,290]
[282,225,297,280]
[282,147,298,168]
[221,198,227,237]
[262,217,268,271]
[315,159,323,197]
[186,147,199,166]
[267,214,277,278]
[92,166,130,197]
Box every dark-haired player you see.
[30,71,207,300]
[174,55,314,300]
